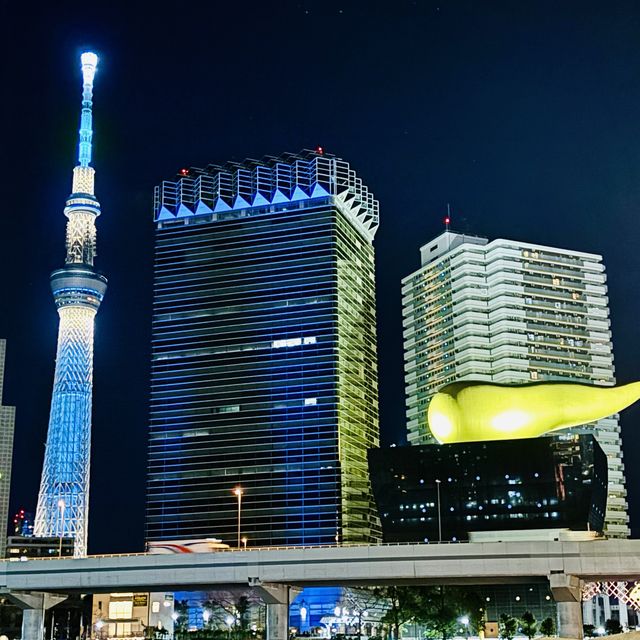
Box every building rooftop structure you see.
[153,149,379,241]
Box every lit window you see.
[219,405,240,413]
[272,336,316,349]
[152,602,160,613]
[108,601,133,620]
[304,398,317,406]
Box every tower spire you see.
[78,52,98,169]
[34,52,108,558]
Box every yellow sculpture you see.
[427,380,640,444]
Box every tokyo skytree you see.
[34,52,107,557]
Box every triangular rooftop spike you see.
[291,186,309,201]
[213,198,232,212]
[156,206,176,221]
[233,195,251,209]
[195,200,213,215]
[310,183,330,198]
[176,203,194,218]
[252,192,270,207]
[271,190,290,204]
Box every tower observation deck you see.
[33,53,107,557]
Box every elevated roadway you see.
[2,539,639,592]
[3,540,639,640]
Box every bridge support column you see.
[5,591,67,640]
[550,573,583,639]
[250,581,300,640]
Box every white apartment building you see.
[0,340,16,557]
[402,231,629,537]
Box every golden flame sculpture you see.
[427,381,640,444]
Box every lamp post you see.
[233,487,243,548]
[435,479,442,542]
[459,615,470,639]
[241,536,248,550]
[57,499,65,557]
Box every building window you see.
[108,600,133,620]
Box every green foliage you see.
[520,611,537,640]
[605,619,623,635]
[174,600,190,634]
[370,585,485,640]
[373,586,425,639]
[583,624,596,638]
[540,616,556,637]
[499,614,518,640]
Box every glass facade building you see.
[402,232,629,537]
[0,340,15,558]
[368,434,607,543]
[146,151,380,546]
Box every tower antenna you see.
[444,203,451,231]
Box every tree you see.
[418,586,485,640]
[341,587,382,639]
[520,611,537,640]
[204,590,263,639]
[173,600,190,638]
[499,614,518,640]
[583,624,596,638]
[373,586,425,640]
[540,616,556,637]
[605,619,623,635]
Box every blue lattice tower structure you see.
[33,53,107,558]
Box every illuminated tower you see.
[33,53,107,557]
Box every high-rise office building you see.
[34,53,108,557]
[0,340,16,557]
[147,150,380,546]
[402,231,628,537]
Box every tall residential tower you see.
[0,340,16,557]
[33,53,107,557]
[146,151,380,546]
[402,231,628,537]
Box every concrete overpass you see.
[3,539,639,640]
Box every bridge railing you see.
[11,539,468,562]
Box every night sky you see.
[1,1,640,553]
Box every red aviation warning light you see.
[316,146,324,155]
[179,168,189,176]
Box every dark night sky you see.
[1,1,639,553]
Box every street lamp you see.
[57,499,65,557]
[226,614,235,640]
[435,479,442,542]
[459,615,470,639]
[233,487,243,549]
[241,536,248,550]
